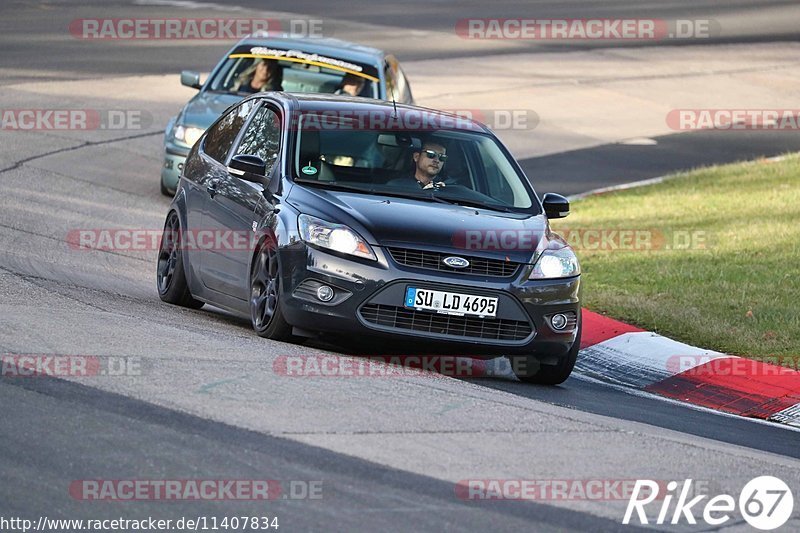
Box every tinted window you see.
[384,60,399,102]
[203,100,255,163]
[396,65,413,104]
[235,106,282,175]
[384,57,412,104]
[477,141,523,207]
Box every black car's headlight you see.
[173,124,204,147]
[529,247,580,279]
[298,214,377,261]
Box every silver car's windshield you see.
[206,46,379,98]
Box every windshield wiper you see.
[369,189,457,205]
[294,181,512,212]
[296,181,453,204]
[294,180,368,193]
[430,195,513,213]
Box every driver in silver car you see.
[233,59,284,93]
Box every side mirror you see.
[542,193,570,219]
[228,154,268,185]
[180,70,202,90]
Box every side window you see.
[396,65,413,104]
[203,100,255,163]
[235,106,282,175]
[384,59,399,102]
[476,142,515,205]
[474,140,532,208]
[442,144,474,189]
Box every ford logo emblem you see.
[443,256,470,269]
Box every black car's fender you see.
[248,189,298,294]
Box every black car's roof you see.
[248,92,490,134]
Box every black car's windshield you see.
[292,113,540,213]
[295,179,493,208]
[206,45,379,98]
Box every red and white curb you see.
[576,310,800,427]
[474,309,800,427]
[555,157,799,427]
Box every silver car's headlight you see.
[529,247,580,279]
[173,125,204,147]
[298,214,377,261]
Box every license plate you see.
[404,287,498,318]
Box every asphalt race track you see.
[1,1,800,531]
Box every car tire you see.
[156,211,204,309]
[249,242,294,341]
[510,312,581,385]
[160,178,172,197]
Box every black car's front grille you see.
[387,247,519,277]
[360,304,533,341]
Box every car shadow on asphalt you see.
[297,335,800,459]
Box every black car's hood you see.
[180,91,243,129]
[286,185,547,264]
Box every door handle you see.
[207,179,220,198]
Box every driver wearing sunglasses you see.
[412,141,448,189]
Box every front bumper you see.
[279,242,580,360]
[161,143,190,192]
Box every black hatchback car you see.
[157,93,581,384]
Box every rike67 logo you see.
[623,477,794,530]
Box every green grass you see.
[552,154,800,361]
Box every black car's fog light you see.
[293,280,351,306]
[316,285,335,302]
[551,313,569,330]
